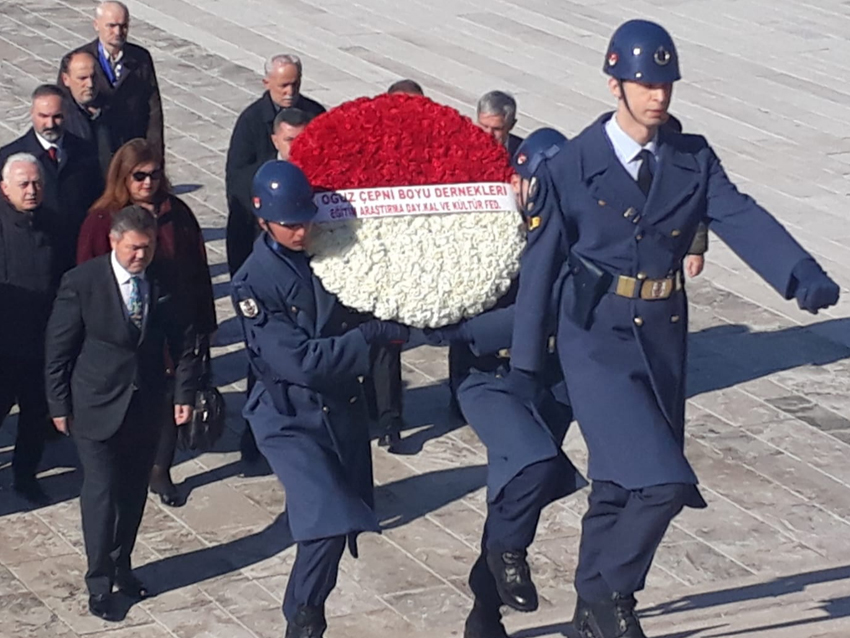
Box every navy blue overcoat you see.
[511,113,813,494]
[449,284,586,503]
[231,235,380,546]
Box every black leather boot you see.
[463,601,510,638]
[572,593,647,638]
[285,605,327,638]
[486,549,538,612]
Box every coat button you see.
[349,396,358,404]
[636,272,647,280]
[291,305,298,313]
[341,322,348,329]
[671,229,681,237]
[670,315,680,323]
[598,200,606,206]
[635,233,643,241]
[633,316,644,327]
[322,406,329,413]
[495,374,502,379]
[526,201,535,212]
[357,375,365,383]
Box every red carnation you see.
[290,94,513,191]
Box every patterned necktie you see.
[637,149,655,196]
[128,276,143,328]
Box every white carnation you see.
[309,212,526,328]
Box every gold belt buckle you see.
[640,278,673,300]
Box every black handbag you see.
[178,339,226,452]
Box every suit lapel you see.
[643,133,700,223]
[22,130,59,182]
[581,117,647,210]
[113,54,139,91]
[102,256,138,346]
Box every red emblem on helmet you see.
[253,196,261,209]
[608,52,619,66]
[516,153,527,165]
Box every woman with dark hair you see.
[77,138,217,506]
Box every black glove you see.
[506,367,540,404]
[792,259,840,314]
[358,320,410,345]
[420,323,469,346]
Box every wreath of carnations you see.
[290,93,525,328]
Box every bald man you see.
[58,1,163,156]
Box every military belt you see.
[611,271,683,301]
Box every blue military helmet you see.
[251,160,318,225]
[603,19,681,84]
[512,127,567,180]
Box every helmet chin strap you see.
[617,79,662,141]
[618,79,637,122]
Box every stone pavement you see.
[1,0,850,636]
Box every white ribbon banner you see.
[313,182,517,222]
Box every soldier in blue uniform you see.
[509,20,840,638]
[432,129,587,638]
[230,161,409,638]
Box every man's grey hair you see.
[2,152,42,183]
[265,54,303,77]
[477,90,517,124]
[110,205,157,239]
[96,1,130,19]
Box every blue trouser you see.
[575,481,690,602]
[283,536,347,622]
[470,458,562,608]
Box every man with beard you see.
[0,84,102,274]
[59,50,117,178]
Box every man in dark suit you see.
[226,55,326,465]
[45,205,196,621]
[476,90,524,157]
[59,50,117,178]
[59,1,163,157]
[0,154,58,506]
[0,84,103,274]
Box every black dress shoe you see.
[88,594,118,621]
[115,573,151,601]
[12,479,49,506]
[572,593,647,638]
[486,549,538,612]
[150,479,183,508]
[463,602,510,638]
[285,605,327,638]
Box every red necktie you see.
[47,147,58,164]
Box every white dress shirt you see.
[604,114,658,180]
[111,251,149,322]
[34,131,64,165]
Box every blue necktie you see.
[637,149,655,196]
[128,276,143,328]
